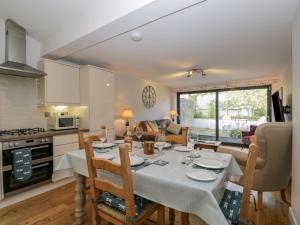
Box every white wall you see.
[292,5,300,224]
[114,74,171,135]
[0,18,46,129]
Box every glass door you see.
[218,88,269,144]
[179,92,216,141]
[178,85,271,145]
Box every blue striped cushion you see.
[99,192,149,216]
[220,189,242,225]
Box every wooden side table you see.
[194,141,222,152]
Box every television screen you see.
[272,91,285,122]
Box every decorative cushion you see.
[99,192,149,216]
[147,121,159,133]
[157,119,171,130]
[242,131,251,137]
[97,200,159,223]
[145,122,153,132]
[219,189,242,225]
[249,125,257,135]
[166,122,182,135]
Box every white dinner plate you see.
[94,153,115,160]
[186,170,217,182]
[155,142,171,149]
[93,142,115,149]
[174,146,191,152]
[94,148,109,153]
[193,158,225,169]
[113,156,145,166]
[114,140,125,144]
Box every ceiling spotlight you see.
[131,31,142,42]
[186,68,206,78]
[187,71,193,78]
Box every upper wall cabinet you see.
[80,65,115,132]
[38,59,80,105]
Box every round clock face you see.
[142,85,156,109]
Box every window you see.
[177,86,271,145]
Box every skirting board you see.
[289,207,299,225]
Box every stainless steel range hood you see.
[0,19,46,78]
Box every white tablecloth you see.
[54,147,242,225]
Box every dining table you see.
[54,143,243,225]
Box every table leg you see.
[75,173,85,225]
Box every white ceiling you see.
[0,0,155,44]
[63,0,299,88]
[0,0,299,88]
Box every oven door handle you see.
[2,157,53,172]
[11,163,50,174]
[11,145,50,153]
[30,145,50,150]
[32,162,50,169]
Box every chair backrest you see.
[253,122,292,191]
[165,127,188,146]
[78,128,85,149]
[84,137,136,218]
[239,143,258,223]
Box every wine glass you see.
[155,129,166,152]
[99,129,107,143]
[136,127,143,147]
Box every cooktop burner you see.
[0,128,46,137]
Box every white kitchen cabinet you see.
[38,59,80,105]
[80,65,115,132]
[52,133,80,182]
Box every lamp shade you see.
[121,109,134,119]
[170,110,178,117]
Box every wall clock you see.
[142,85,156,108]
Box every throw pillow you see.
[219,189,242,225]
[167,122,182,135]
[147,121,159,133]
[99,192,149,216]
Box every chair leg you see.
[169,208,175,225]
[91,203,100,225]
[280,189,291,206]
[257,191,263,210]
[181,213,189,225]
[158,206,165,225]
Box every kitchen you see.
[0,19,115,205]
[0,1,296,224]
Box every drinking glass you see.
[155,129,166,152]
[99,129,107,143]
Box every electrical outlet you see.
[44,112,50,117]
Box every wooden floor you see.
[0,182,291,225]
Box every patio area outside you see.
[179,88,269,144]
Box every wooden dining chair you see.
[84,137,165,225]
[165,127,188,146]
[219,143,258,225]
[77,128,102,206]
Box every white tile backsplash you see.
[0,75,46,129]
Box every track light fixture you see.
[186,68,206,78]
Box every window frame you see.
[177,85,272,145]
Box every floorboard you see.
[0,182,291,225]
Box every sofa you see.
[132,119,187,145]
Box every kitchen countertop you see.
[0,128,90,142]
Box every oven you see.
[1,137,53,197]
